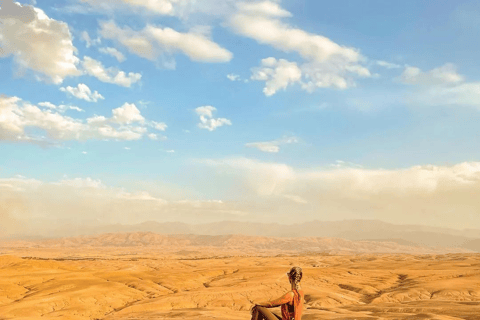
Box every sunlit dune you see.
[1,233,480,319]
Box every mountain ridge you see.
[1,231,474,255]
[7,219,480,252]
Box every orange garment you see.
[264,289,304,320]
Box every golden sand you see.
[1,241,480,320]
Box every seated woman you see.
[250,267,304,320]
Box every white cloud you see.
[251,57,302,96]
[5,160,480,231]
[148,133,159,140]
[245,136,298,153]
[38,102,57,109]
[399,63,464,85]
[0,95,156,142]
[111,103,145,124]
[195,106,232,131]
[230,1,370,95]
[147,133,157,140]
[415,82,480,108]
[399,63,480,108]
[246,142,279,153]
[227,73,241,81]
[99,20,232,67]
[376,60,401,69]
[80,30,101,48]
[99,47,126,62]
[236,1,292,17]
[116,190,166,203]
[69,106,84,112]
[195,105,216,118]
[38,102,84,113]
[82,56,142,87]
[60,83,105,102]
[230,1,359,63]
[56,177,105,189]
[152,121,168,131]
[0,0,81,83]
[78,0,241,19]
[81,0,177,15]
[201,158,480,199]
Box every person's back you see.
[279,287,304,320]
[251,267,304,320]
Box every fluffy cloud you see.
[4,160,480,235]
[399,63,480,108]
[230,1,359,62]
[0,96,162,142]
[0,0,81,83]
[200,158,480,228]
[251,57,302,96]
[195,106,232,131]
[399,63,464,85]
[230,1,370,95]
[227,73,241,81]
[99,21,232,67]
[111,102,145,124]
[245,136,298,153]
[60,83,105,102]
[99,47,126,62]
[82,56,142,87]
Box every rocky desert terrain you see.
[1,232,480,320]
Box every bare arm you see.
[255,291,294,308]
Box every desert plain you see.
[1,233,480,320]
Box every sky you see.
[1,0,480,236]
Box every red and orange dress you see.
[263,288,304,320]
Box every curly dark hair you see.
[288,266,302,290]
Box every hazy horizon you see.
[3,1,480,319]
[2,0,480,238]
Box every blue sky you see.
[1,0,480,232]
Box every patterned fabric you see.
[264,289,304,320]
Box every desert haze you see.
[3,0,480,319]
[1,231,480,320]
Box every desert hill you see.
[1,232,474,255]
[13,219,480,252]
[1,241,480,319]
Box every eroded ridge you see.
[1,247,480,319]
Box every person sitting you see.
[250,266,304,320]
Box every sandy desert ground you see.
[1,233,480,320]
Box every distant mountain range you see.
[1,232,474,255]
[7,219,480,252]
